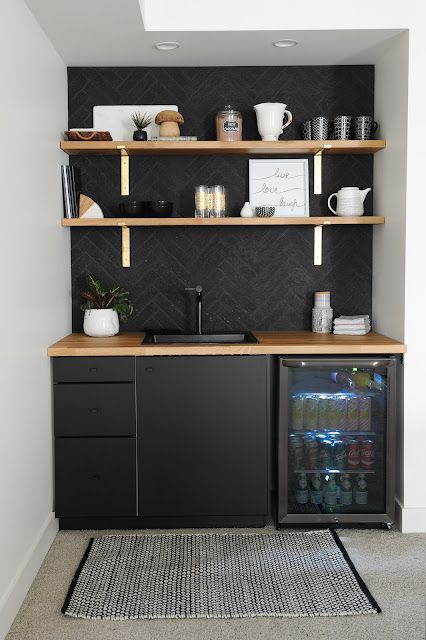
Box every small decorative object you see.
[354,115,378,140]
[64,130,112,141]
[240,202,254,217]
[311,116,330,140]
[209,185,227,218]
[302,121,311,140]
[333,115,352,140]
[255,206,275,217]
[131,112,152,141]
[249,159,309,217]
[312,291,333,334]
[81,274,133,337]
[195,185,209,218]
[150,136,197,141]
[328,187,371,216]
[79,194,104,219]
[155,110,184,137]
[216,105,243,141]
[253,103,292,141]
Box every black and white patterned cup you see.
[311,116,329,140]
[333,115,352,140]
[302,121,311,140]
[354,115,378,140]
[255,206,275,217]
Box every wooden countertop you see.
[47,331,406,357]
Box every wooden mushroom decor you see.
[155,110,184,137]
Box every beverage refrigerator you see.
[277,356,398,527]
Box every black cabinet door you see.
[54,383,135,437]
[137,356,269,517]
[55,438,136,517]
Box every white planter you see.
[83,309,119,337]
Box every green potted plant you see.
[131,111,152,141]
[81,274,133,337]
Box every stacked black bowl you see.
[119,200,173,217]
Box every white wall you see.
[373,33,409,512]
[0,1,69,637]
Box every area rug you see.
[62,529,381,619]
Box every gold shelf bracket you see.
[313,144,332,195]
[314,224,323,266]
[121,225,131,267]
[117,145,129,196]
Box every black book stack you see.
[61,165,80,218]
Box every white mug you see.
[254,103,293,141]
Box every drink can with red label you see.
[359,396,371,431]
[347,439,360,468]
[361,439,374,469]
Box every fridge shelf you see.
[290,431,376,437]
[293,468,376,474]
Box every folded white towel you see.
[334,323,371,331]
[334,315,370,326]
[334,328,371,335]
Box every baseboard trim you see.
[0,512,58,640]
[395,499,426,533]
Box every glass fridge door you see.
[279,357,396,523]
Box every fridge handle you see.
[281,357,395,368]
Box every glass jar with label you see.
[216,105,243,142]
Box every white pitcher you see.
[254,103,293,141]
[327,187,371,216]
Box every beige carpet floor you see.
[6,526,426,640]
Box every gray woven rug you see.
[62,529,380,619]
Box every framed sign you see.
[249,159,309,217]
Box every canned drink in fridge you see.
[291,394,304,431]
[333,440,347,469]
[304,395,318,431]
[347,439,360,468]
[361,439,375,469]
[317,396,330,429]
[346,396,359,431]
[289,434,304,467]
[328,396,347,430]
[304,436,319,468]
[319,438,333,468]
[359,396,371,431]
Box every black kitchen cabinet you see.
[53,357,137,523]
[137,356,270,526]
[55,437,136,517]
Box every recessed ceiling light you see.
[154,41,180,51]
[273,39,298,48]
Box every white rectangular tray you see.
[93,105,178,141]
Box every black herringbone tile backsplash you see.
[69,66,374,332]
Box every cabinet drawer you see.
[55,438,136,517]
[54,384,135,437]
[53,357,134,383]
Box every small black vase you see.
[133,129,147,141]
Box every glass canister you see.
[209,185,227,217]
[216,105,243,142]
[195,185,209,218]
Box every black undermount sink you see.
[143,331,258,345]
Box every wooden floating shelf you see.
[62,216,385,227]
[60,140,386,156]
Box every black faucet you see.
[185,285,203,334]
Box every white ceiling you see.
[25,0,404,67]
